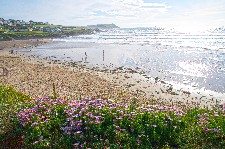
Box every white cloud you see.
[1,0,224,29]
[30,0,170,27]
[156,0,225,31]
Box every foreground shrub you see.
[179,108,225,148]
[1,86,224,148]
[0,86,30,147]
[14,97,224,148]
[61,98,186,148]
[16,97,70,148]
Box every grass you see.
[0,30,55,41]
[34,24,63,28]
[0,86,30,133]
[0,86,30,147]
[7,31,49,35]
[0,85,224,148]
[4,31,54,40]
[0,28,94,41]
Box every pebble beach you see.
[0,52,126,100]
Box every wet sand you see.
[98,68,224,109]
[0,41,224,110]
[0,39,50,50]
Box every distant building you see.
[29,20,35,25]
[36,22,44,25]
[9,26,17,31]
[39,27,44,31]
[21,21,27,25]
[0,18,63,33]
[0,18,4,25]
[28,27,33,31]
[3,20,9,25]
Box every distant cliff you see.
[87,24,119,29]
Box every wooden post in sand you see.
[103,50,105,61]
[85,52,87,63]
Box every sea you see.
[17,27,225,98]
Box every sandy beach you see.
[0,39,50,50]
[0,51,129,100]
[0,40,224,110]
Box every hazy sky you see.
[1,0,225,30]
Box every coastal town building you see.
[0,18,59,33]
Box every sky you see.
[0,0,225,31]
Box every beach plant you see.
[15,97,224,149]
[15,97,185,148]
[15,97,70,148]
[1,86,224,148]
[0,85,30,134]
[60,98,187,148]
[178,108,225,148]
[0,85,30,147]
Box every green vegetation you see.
[0,86,30,147]
[0,28,94,41]
[0,85,224,148]
[0,18,102,41]
[0,23,95,41]
[6,31,54,38]
[34,24,62,28]
[0,29,93,41]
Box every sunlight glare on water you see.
[19,27,225,94]
[178,61,209,78]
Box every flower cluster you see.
[197,112,221,134]
[14,97,225,148]
[60,98,186,148]
[17,98,66,127]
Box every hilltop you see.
[87,23,119,29]
[0,18,98,41]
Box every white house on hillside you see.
[0,18,4,25]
